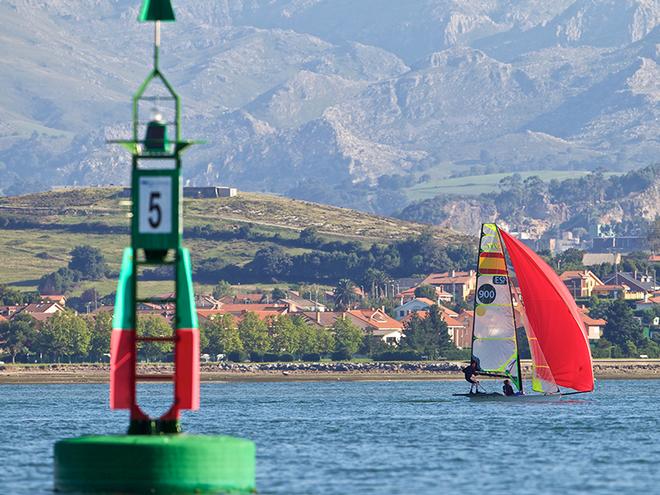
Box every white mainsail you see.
[470,224,522,390]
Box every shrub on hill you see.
[271,287,287,301]
[212,280,234,299]
[69,245,108,280]
[299,227,322,248]
[414,285,437,300]
[38,267,80,295]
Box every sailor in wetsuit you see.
[502,379,515,396]
[463,359,480,394]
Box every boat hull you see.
[453,392,562,402]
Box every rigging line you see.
[560,390,593,397]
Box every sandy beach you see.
[2,359,660,384]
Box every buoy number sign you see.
[139,176,172,234]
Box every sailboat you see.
[455,223,594,400]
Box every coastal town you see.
[1,164,658,366]
[1,247,658,365]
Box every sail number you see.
[138,176,172,234]
[477,284,497,304]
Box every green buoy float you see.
[55,436,255,494]
[53,1,256,492]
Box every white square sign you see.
[138,176,172,234]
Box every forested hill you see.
[398,165,660,237]
[0,188,471,296]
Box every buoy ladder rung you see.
[136,374,175,382]
[136,336,177,343]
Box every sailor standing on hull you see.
[462,360,480,394]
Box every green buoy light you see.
[144,113,168,153]
[53,2,256,493]
[139,0,176,22]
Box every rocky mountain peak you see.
[0,0,658,216]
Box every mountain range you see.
[0,0,658,215]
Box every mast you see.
[497,226,523,394]
[469,225,486,365]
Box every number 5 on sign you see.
[139,176,172,234]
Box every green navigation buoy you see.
[53,1,256,493]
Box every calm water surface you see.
[1,380,658,494]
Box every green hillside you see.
[404,170,621,200]
[0,187,467,296]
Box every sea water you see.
[1,380,658,494]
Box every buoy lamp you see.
[139,0,176,22]
[144,113,168,153]
[53,2,256,493]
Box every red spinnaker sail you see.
[500,230,594,392]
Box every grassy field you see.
[405,170,621,201]
[0,229,127,286]
[0,187,466,296]
[0,188,454,241]
[0,228,301,292]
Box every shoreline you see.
[2,359,660,384]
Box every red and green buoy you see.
[53,1,256,492]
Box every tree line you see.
[0,311,112,364]
[589,299,660,359]
[4,297,653,362]
[0,306,462,364]
[192,230,475,285]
